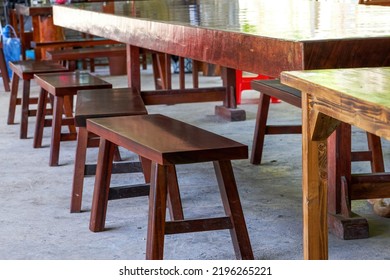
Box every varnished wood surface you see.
[75,87,147,127]
[53,0,390,77]
[282,67,390,140]
[87,114,248,165]
[34,71,112,96]
[46,46,126,61]
[280,67,390,259]
[360,0,390,5]
[15,3,65,59]
[9,60,68,78]
[87,113,253,259]
[52,0,390,258]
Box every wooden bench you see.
[33,71,112,166]
[31,38,121,60]
[46,45,126,72]
[71,87,148,213]
[86,114,253,260]
[31,39,121,49]
[7,60,69,139]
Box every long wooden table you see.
[53,0,390,259]
[281,67,390,259]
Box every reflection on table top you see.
[283,67,390,119]
[53,0,390,76]
[53,0,390,40]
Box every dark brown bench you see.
[71,87,149,213]
[250,79,384,171]
[7,60,69,139]
[87,114,253,260]
[31,38,121,52]
[46,45,126,72]
[33,71,112,166]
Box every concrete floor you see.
[0,66,389,260]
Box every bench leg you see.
[146,162,168,260]
[71,127,89,213]
[327,124,369,240]
[90,138,115,232]
[63,95,77,134]
[139,156,151,183]
[33,89,49,148]
[113,147,122,161]
[167,165,184,220]
[366,133,384,173]
[213,160,254,260]
[250,93,271,165]
[7,73,19,125]
[365,133,389,216]
[140,157,184,220]
[49,96,64,166]
[20,80,31,139]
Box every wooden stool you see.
[71,87,148,213]
[87,114,253,260]
[7,60,69,139]
[33,71,112,166]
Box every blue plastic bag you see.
[2,25,21,78]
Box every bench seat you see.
[86,114,253,259]
[46,45,126,61]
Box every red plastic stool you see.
[235,70,280,104]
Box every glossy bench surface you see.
[34,71,112,96]
[75,88,148,127]
[87,113,253,260]
[251,79,301,107]
[47,46,126,60]
[87,114,248,165]
[10,60,68,78]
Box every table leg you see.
[302,92,329,260]
[32,15,65,60]
[127,44,141,91]
[128,45,243,121]
[215,67,246,121]
[327,123,369,240]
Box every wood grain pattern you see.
[87,114,248,165]
[281,66,390,259]
[51,0,390,259]
[53,1,390,77]
[282,67,390,140]
[88,114,252,259]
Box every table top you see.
[281,67,390,140]
[53,0,390,77]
